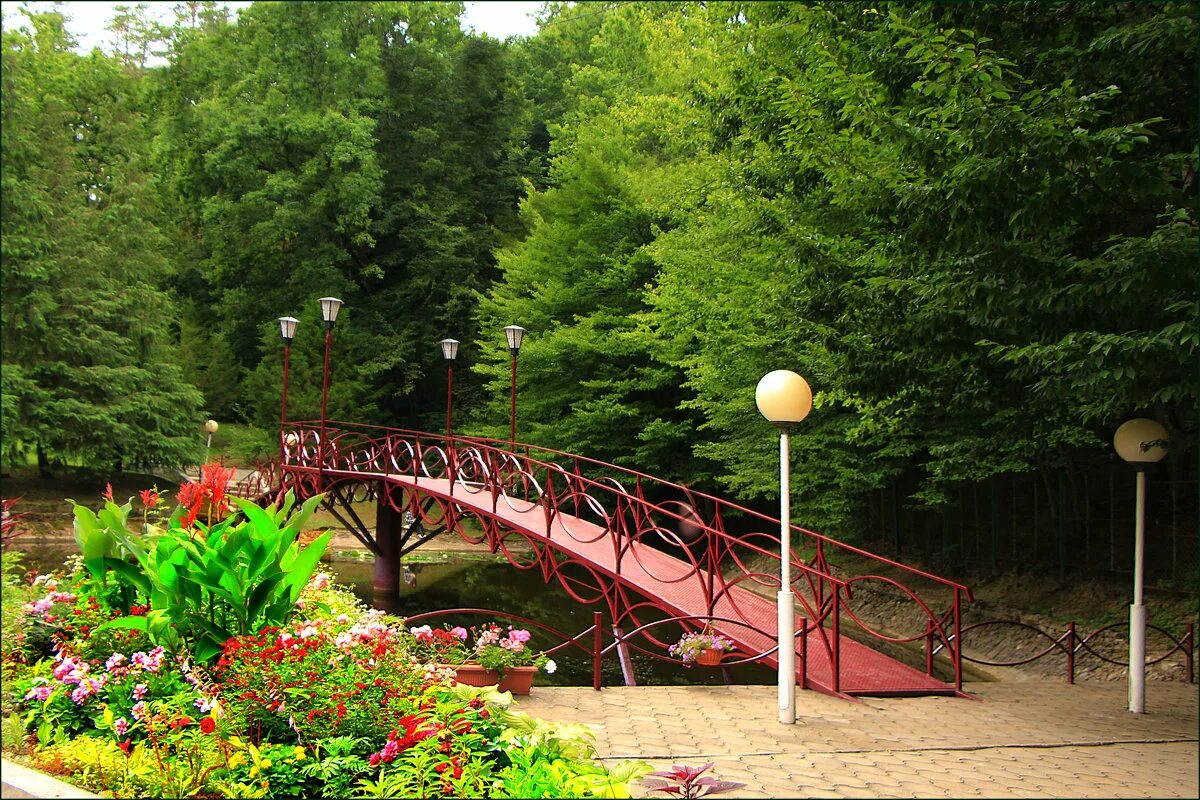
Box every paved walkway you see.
[517,680,1198,798]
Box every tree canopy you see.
[1,2,1194,548]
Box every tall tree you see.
[1,10,202,473]
[648,1,1196,530]
[472,4,725,479]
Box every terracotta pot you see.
[440,663,537,695]
[696,649,724,667]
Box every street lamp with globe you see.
[1112,417,1169,714]
[755,369,813,725]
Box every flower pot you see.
[442,663,537,695]
[696,649,724,667]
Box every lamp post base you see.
[778,588,796,724]
[1129,603,1146,714]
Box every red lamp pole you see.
[278,317,298,469]
[504,326,525,449]
[439,339,459,439]
[317,298,343,487]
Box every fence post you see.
[1066,622,1075,685]
[799,616,807,691]
[832,587,841,695]
[592,611,603,691]
[953,588,963,693]
[925,627,934,677]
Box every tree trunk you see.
[37,444,53,479]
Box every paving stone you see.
[518,681,1198,799]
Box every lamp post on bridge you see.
[756,369,813,725]
[278,316,299,468]
[1113,418,1169,714]
[318,297,343,488]
[504,325,525,449]
[440,338,459,439]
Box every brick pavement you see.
[515,681,1198,798]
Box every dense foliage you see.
[1,2,1194,543]
[3,485,650,798]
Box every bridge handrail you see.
[286,420,850,595]
[280,419,970,692]
[291,419,970,598]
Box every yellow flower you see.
[249,766,259,778]
[228,752,245,770]
[293,746,306,761]
[260,758,273,770]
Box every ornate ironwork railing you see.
[932,620,1196,684]
[273,420,973,694]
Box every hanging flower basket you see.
[669,623,736,668]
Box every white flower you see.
[544,659,557,674]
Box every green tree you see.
[472,4,726,479]
[1,10,203,473]
[648,1,1196,530]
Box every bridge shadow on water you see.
[329,554,780,688]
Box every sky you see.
[0,1,544,55]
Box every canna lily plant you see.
[75,486,330,664]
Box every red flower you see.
[199,717,216,734]
[118,738,132,755]
[139,489,160,509]
[102,483,114,502]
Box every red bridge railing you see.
[273,420,973,693]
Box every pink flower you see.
[105,653,127,672]
[24,685,52,702]
[114,718,129,736]
[507,627,532,643]
[451,626,468,641]
[131,701,148,721]
[132,683,148,701]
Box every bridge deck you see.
[326,469,953,697]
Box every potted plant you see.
[669,624,735,667]
[409,622,555,695]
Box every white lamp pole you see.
[204,419,219,464]
[755,369,813,725]
[1112,418,1168,714]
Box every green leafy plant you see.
[90,490,330,663]
[298,736,371,799]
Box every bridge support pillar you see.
[374,491,402,598]
[612,627,637,686]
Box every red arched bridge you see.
[243,420,973,699]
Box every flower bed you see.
[0,477,650,798]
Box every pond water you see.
[9,538,776,688]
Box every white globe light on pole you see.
[1112,418,1168,714]
[755,369,813,725]
[204,419,219,463]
